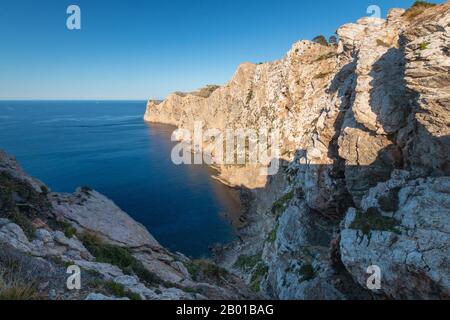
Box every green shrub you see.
[249,263,268,293]
[419,42,429,50]
[92,279,142,300]
[184,261,200,280]
[80,186,93,194]
[40,185,49,195]
[103,280,126,297]
[349,207,401,236]
[80,232,162,286]
[233,254,261,272]
[328,35,338,46]
[298,264,315,282]
[180,286,200,294]
[7,211,36,240]
[267,224,279,243]
[0,172,48,240]
[184,259,228,281]
[51,256,74,269]
[312,35,329,46]
[271,191,295,216]
[125,290,142,300]
[51,220,77,238]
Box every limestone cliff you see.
[145,3,450,299]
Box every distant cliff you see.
[145,2,450,299]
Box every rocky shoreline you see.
[0,150,254,300]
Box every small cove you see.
[0,100,239,257]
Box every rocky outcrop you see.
[0,151,252,300]
[340,171,450,299]
[145,3,450,300]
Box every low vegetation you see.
[233,254,261,272]
[403,1,437,19]
[271,190,295,216]
[377,187,401,212]
[298,264,315,282]
[0,245,45,300]
[267,223,279,243]
[329,35,338,45]
[192,85,220,98]
[419,42,429,50]
[314,71,333,79]
[350,207,401,236]
[249,262,269,293]
[80,232,163,286]
[312,35,329,46]
[233,253,269,292]
[51,220,77,238]
[0,171,51,240]
[90,279,141,300]
[0,272,40,300]
[184,259,228,282]
[376,39,391,48]
[80,186,93,194]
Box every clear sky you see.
[0,0,441,100]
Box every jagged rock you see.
[263,202,343,300]
[0,222,33,254]
[340,175,450,299]
[51,189,160,250]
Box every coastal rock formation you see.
[0,150,252,300]
[340,171,450,299]
[145,3,450,300]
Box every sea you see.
[0,100,239,257]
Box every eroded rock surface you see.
[145,3,450,300]
[0,151,252,300]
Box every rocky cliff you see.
[145,3,450,299]
[0,151,253,300]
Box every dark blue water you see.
[0,101,239,257]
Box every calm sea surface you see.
[0,101,238,257]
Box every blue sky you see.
[0,0,441,100]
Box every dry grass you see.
[403,1,437,20]
[0,272,40,300]
[0,244,49,300]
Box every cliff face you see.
[0,151,252,300]
[145,3,450,299]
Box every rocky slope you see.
[145,3,450,299]
[0,151,253,300]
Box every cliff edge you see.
[0,150,252,300]
[145,2,450,299]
